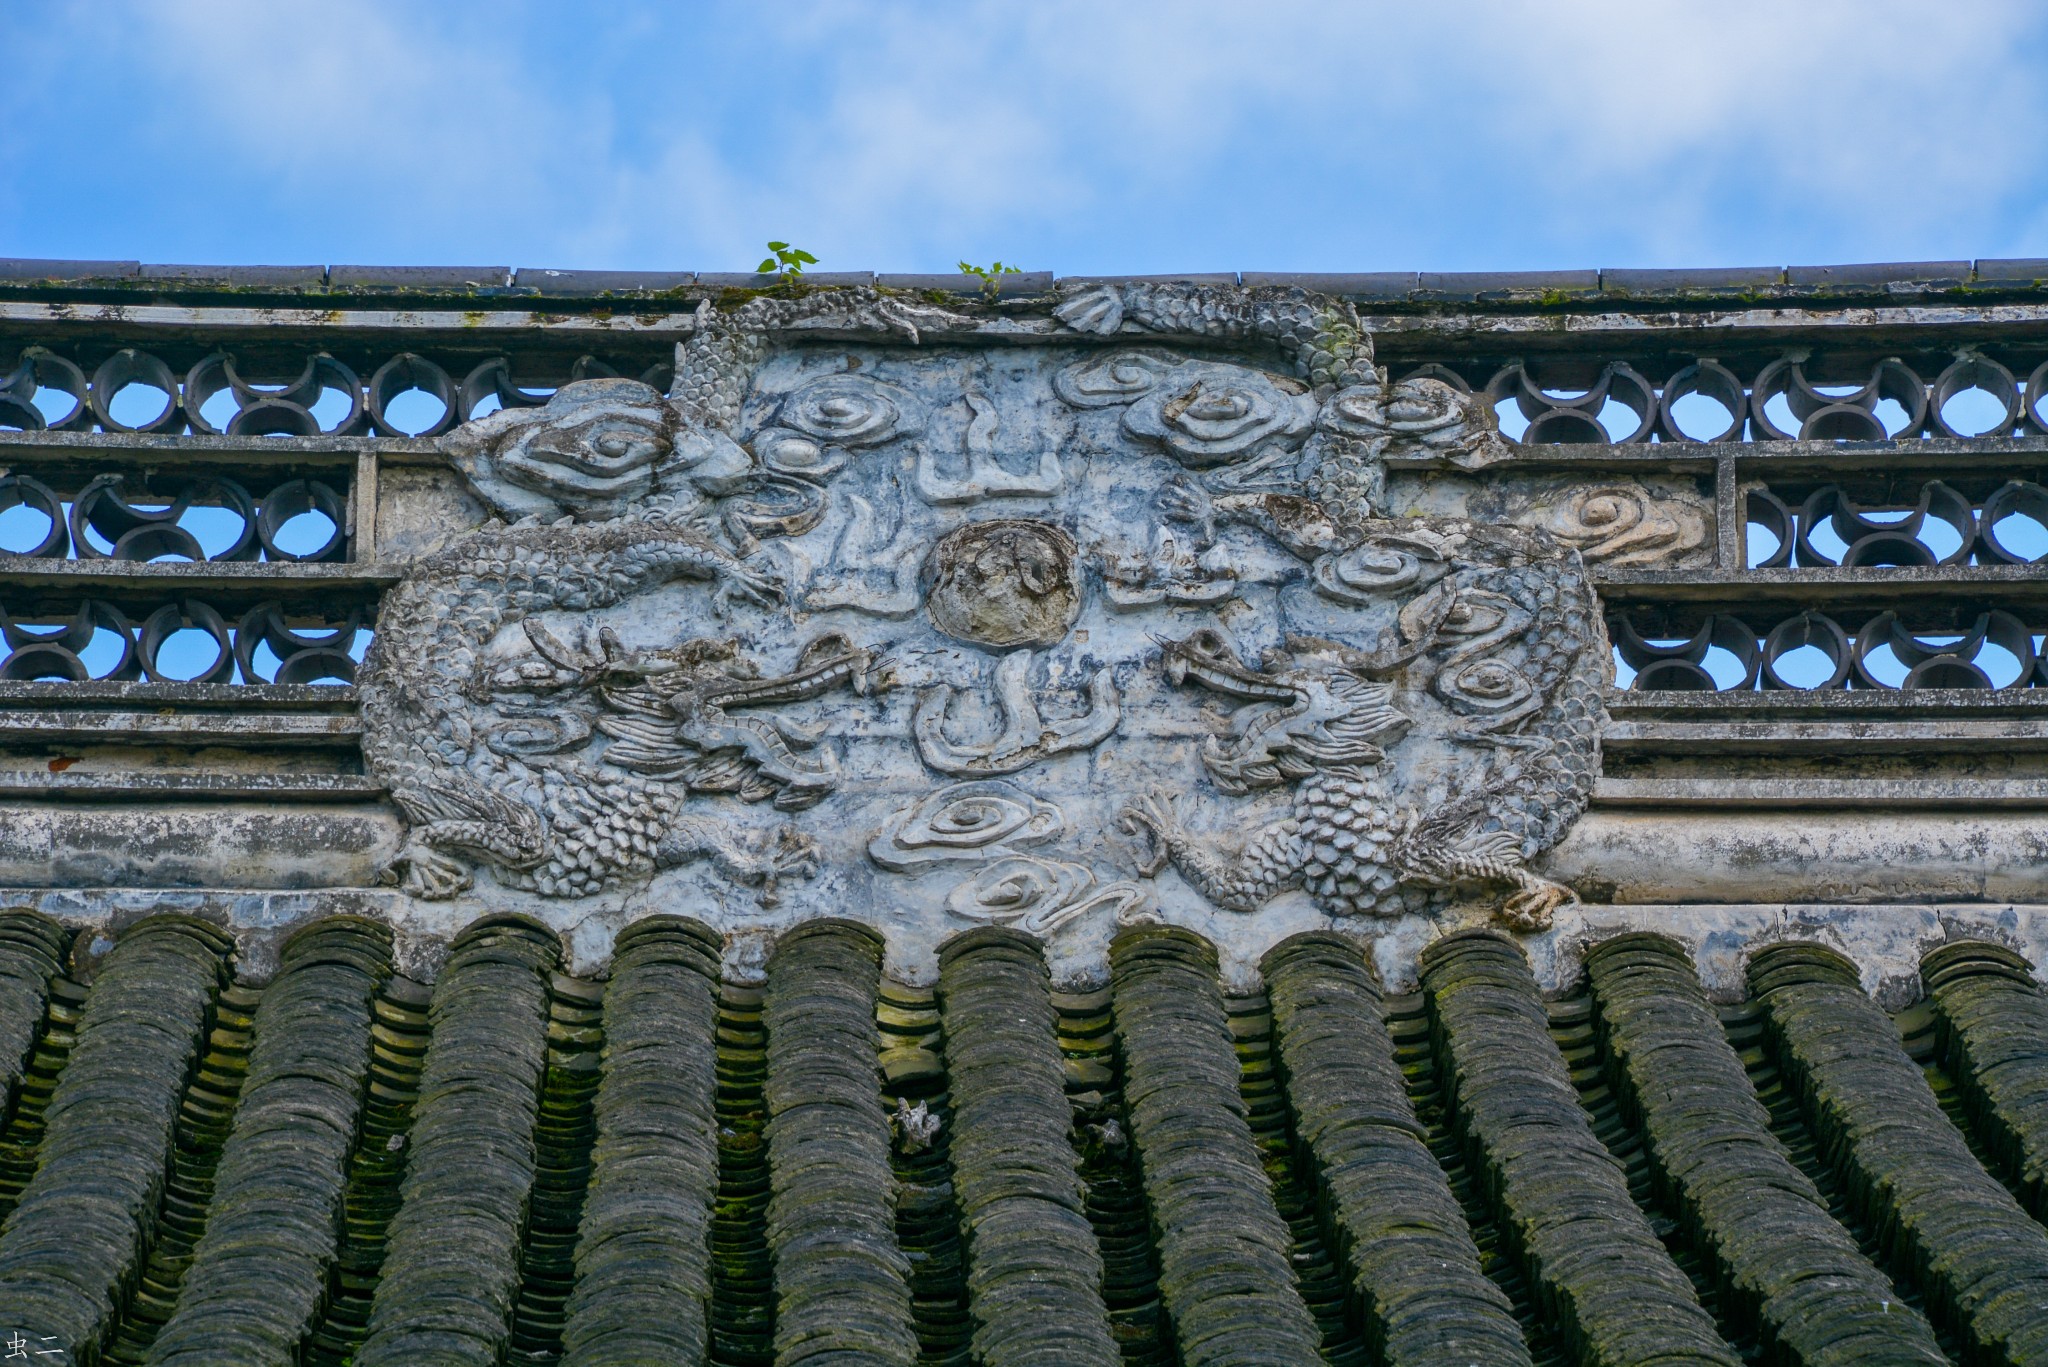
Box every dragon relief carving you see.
[357,277,1605,935]
[1115,513,1604,931]
[358,287,969,900]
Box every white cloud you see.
[12,0,2044,268]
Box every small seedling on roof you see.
[758,241,818,288]
[958,260,1021,297]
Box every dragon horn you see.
[1344,585,1458,677]
[523,618,596,672]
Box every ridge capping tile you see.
[0,258,141,283]
[875,271,1053,296]
[1240,271,1420,299]
[328,264,515,291]
[138,263,327,287]
[1056,272,1240,286]
[1415,269,1599,300]
[1600,266,1786,295]
[512,268,696,294]
[1972,258,2048,285]
[694,270,875,289]
[1785,260,1971,291]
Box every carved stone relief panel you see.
[1387,471,1716,570]
[356,284,1611,981]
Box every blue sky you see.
[3,1,2044,275]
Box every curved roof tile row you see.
[0,909,2042,1365]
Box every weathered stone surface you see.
[1539,807,2048,905]
[0,802,402,888]
[8,270,2041,1003]
[352,281,1611,992]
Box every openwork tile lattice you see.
[1612,609,2046,692]
[1,347,674,436]
[0,472,350,562]
[1417,353,2048,443]
[0,598,365,684]
[1745,481,2047,568]
[4,342,2048,443]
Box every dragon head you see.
[1159,628,1414,795]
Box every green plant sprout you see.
[958,260,1021,296]
[758,241,817,288]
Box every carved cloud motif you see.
[1052,350,1180,408]
[1056,351,1317,467]
[944,857,1149,936]
[867,780,1064,871]
[1125,365,1317,466]
[1531,483,1712,568]
[1321,378,1511,469]
[774,373,922,447]
[913,651,1121,777]
[442,378,752,522]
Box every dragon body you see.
[356,287,955,900]
[1122,520,1604,930]
[358,512,885,899]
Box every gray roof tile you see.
[875,271,1053,296]
[1786,260,1971,289]
[512,268,696,294]
[329,264,513,291]
[0,908,2037,1362]
[1416,269,1600,300]
[138,263,327,287]
[1601,265,1785,295]
[1241,270,1420,299]
[0,258,141,283]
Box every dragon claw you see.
[1119,790,1182,878]
[770,826,820,880]
[386,840,474,901]
[1157,478,1216,540]
[731,826,820,907]
[1498,873,1578,932]
[713,561,782,616]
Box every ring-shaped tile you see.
[88,348,182,433]
[1657,359,1747,443]
[368,353,457,438]
[0,474,70,557]
[1762,612,1852,690]
[1980,480,2048,563]
[256,478,348,562]
[139,599,236,684]
[1930,353,2021,439]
